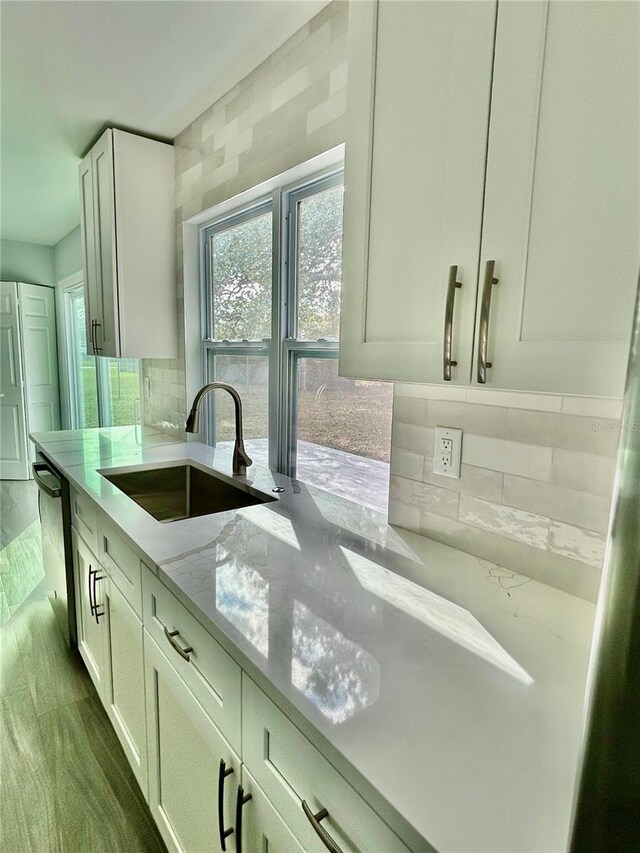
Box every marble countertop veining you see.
[31,426,595,853]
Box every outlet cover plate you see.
[433,426,462,478]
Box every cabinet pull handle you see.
[88,566,105,624]
[163,626,193,662]
[234,785,252,853]
[218,759,234,850]
[91,319,102,354]
[302,800,343,853]
[477,260,499,384]
[443,265,462,381]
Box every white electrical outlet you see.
[433,426,462,478]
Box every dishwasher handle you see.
[32,462,62,499]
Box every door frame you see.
[57,271,84,429]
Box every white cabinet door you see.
[476,0,640,396]
[144,631,240,853]
[18,283,60,445]
[239,768,304,853]
[79,151,99,356]
[340,0,496,384]
[103,577,148,798]
[72,528,107,697]
[0,281,29,479]
[90,130,120,357]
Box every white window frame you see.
[200,159,344,476]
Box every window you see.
[63,284,141,429]
[202,167,393,511]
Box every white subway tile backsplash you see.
[212,116,240,151]
[507,409,620,457]
[329,60,348,95]
[503,475,610,534]
[423,460,504,503]
[417,511,501,565]
[550,449,617,498]
[390,476,459,519]
[388,501,420,533]
[390,447,424,482]
[391,423,435,456]
[462,434,553,480]
[306,88,347,134]
[548,522,606,569]
[466,388,563,412]
[271,67,309,111]
[395,383,467,402]
[561,395,624,420]
[459,495,549,549]
[422,400,508,439]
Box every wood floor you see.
[0,598,166,852]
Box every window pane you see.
[210,353,269,462]
[296,184,344,341]
[295,358,393,511]
[70,290,98,428]
[101,358,141,426]
[211,211,272,341]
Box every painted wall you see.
[389,385,622,601]
[0,239,55,285]
[53,226,82,282]
[142,0,348,434]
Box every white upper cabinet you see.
[476,0,639,396]
[79,128,177,359]
[340,0,497,385]
[341,0,639,397]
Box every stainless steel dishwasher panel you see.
[33,456,77,647]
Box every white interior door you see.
[476,0,640,396]
[0,281,29,480]
[18,284,61,458]
[340,0,497,384]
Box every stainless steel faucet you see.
[185,382,253,476]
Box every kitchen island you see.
[31,426,595,853]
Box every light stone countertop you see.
[31,426,596,853]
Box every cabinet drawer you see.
[243,677,410,853]
[71,488,98,554]
[98,518,142,616]
[143,567,242,750]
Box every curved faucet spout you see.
[185,382,253,476]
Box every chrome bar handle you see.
[302,801,343,853]
[218,759,234,850]
[443,265,462,381]
[477,260,499,384]
[163,626,193,662]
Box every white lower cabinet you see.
[72,528,107,697]
[239,767,304,853]
[73,501,414,852]
[103,577,148,797]
[144,630,240,853]
[243,676,411,853]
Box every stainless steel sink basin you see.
[101,463,276,522]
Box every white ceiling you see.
[0,0,328,246]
